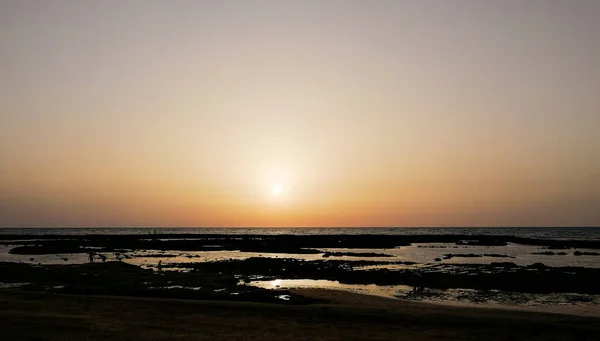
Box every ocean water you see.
[1,227,599,240]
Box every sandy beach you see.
[1,289,599,341]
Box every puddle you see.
[278,294,291,301]
[0,282,30,289]
[246,279,411,299]
[355,263,422,271]
[148,285,202,290]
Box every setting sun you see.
[272,185,282,195]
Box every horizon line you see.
[1,226,599,229]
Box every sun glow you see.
[272,185,282,195]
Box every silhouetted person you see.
[87,251,95,263]
[412,272,424,292]
[157,260,163,271]
[98,254,107,263]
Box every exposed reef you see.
[0,261,320,305]
[4,234,600,256]
[163,257,600,295]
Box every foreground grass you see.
[0,290,599,341]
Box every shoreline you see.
[2,233,599,319]
[290,287,600,317]
[249,278,600,318]
[288,286,600,318]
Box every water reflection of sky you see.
[2,227,599,240]
[1,243,600,269]
[249,278,410,298]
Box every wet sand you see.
[1,289,599,341]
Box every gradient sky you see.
[1,1,599,227]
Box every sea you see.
[1,227,599,240]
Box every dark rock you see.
[527,263,548,269]
[532,251,568,256]
[548,245,571,250]
[490,262,519,268]
[4,233,600,254]
[443,253,481,258]
[574,251,600,256]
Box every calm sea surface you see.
[1,227,599,240]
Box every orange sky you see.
[1,1,599,227]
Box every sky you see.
[1,0,599,228]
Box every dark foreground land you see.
[1,290,599,341]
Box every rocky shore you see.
[2,233,600,306]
